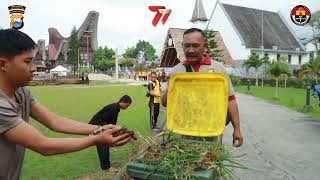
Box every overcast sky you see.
[1,0,319,55]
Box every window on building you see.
[299,55,302,65]
[277,54,280,60]
[263,53,269,61]
[310,51,315,61]
[288,54,291,64]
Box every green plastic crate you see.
[126,160,216,180]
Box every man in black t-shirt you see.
[89,95,132,172]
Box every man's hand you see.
[232,129,243,147]
[96,126,132,146]
[101,124,118,131]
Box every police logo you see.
[8,5,26,30]
[290,5,311,26]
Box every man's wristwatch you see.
[92,125,104,135]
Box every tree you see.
[260,55,271,87]
[268,58,290,98]
[243,54,263,86]
[123,40,158,62]
[120,57,133,66]
[67,26,80,73]
[123,46,138,59]
[203,30,222,62]
[149,62,158,69]
[309,10,320,54]
[92,46,115,72]
[133,63,146,71]
[134,40,158,61]
[97,59,115,72]
[298,55,320,83]
[92,47,104,70]
[77,67,92,74]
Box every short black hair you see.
[119,95,132,103]
[0,29,36,60]
[183,28,206,38]
[150,72,157,76]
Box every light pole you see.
[304,82,313,112]
[115,48,119,79]
[86,36,89,68]
[261,10,264,87]
[78,47,80,70]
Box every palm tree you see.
[281,73,290,89]
[260,56,271,87]
[298,56,320,83]
[269,58,290,98]
[243,54,262,86]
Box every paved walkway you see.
[223,93,320,180]
[89,73,148,86]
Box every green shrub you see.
[238,77,317,89]
[77,67,93,74]
[230,74,241,86]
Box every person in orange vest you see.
[143,71,147,81]
[138,71,142,81]
[147,71,151,81]
[156,70,161,81]
[140,71,144,81]
[147,72,161,131]
[161,69,166,82]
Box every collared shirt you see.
[168,54,235,101]
[89,103,121,125]
[182,53,212,72]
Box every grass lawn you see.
[235,85,320,120]
[21,82,320,179]
[21,82,158,180]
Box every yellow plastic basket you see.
[167,72,228,137]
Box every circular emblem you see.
[290,5,311,26]
[13,18,23,29]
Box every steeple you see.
[190,0,209,29]
[190,0,209,22]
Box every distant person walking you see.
[85,74,89,85]
[81,73,85,84]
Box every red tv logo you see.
[149,6,171,27]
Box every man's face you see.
[150,74,157,82]
[0,49,36,87]
[120,102,131,110]
[182,31,207,63]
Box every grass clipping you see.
[129,132,247,179]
